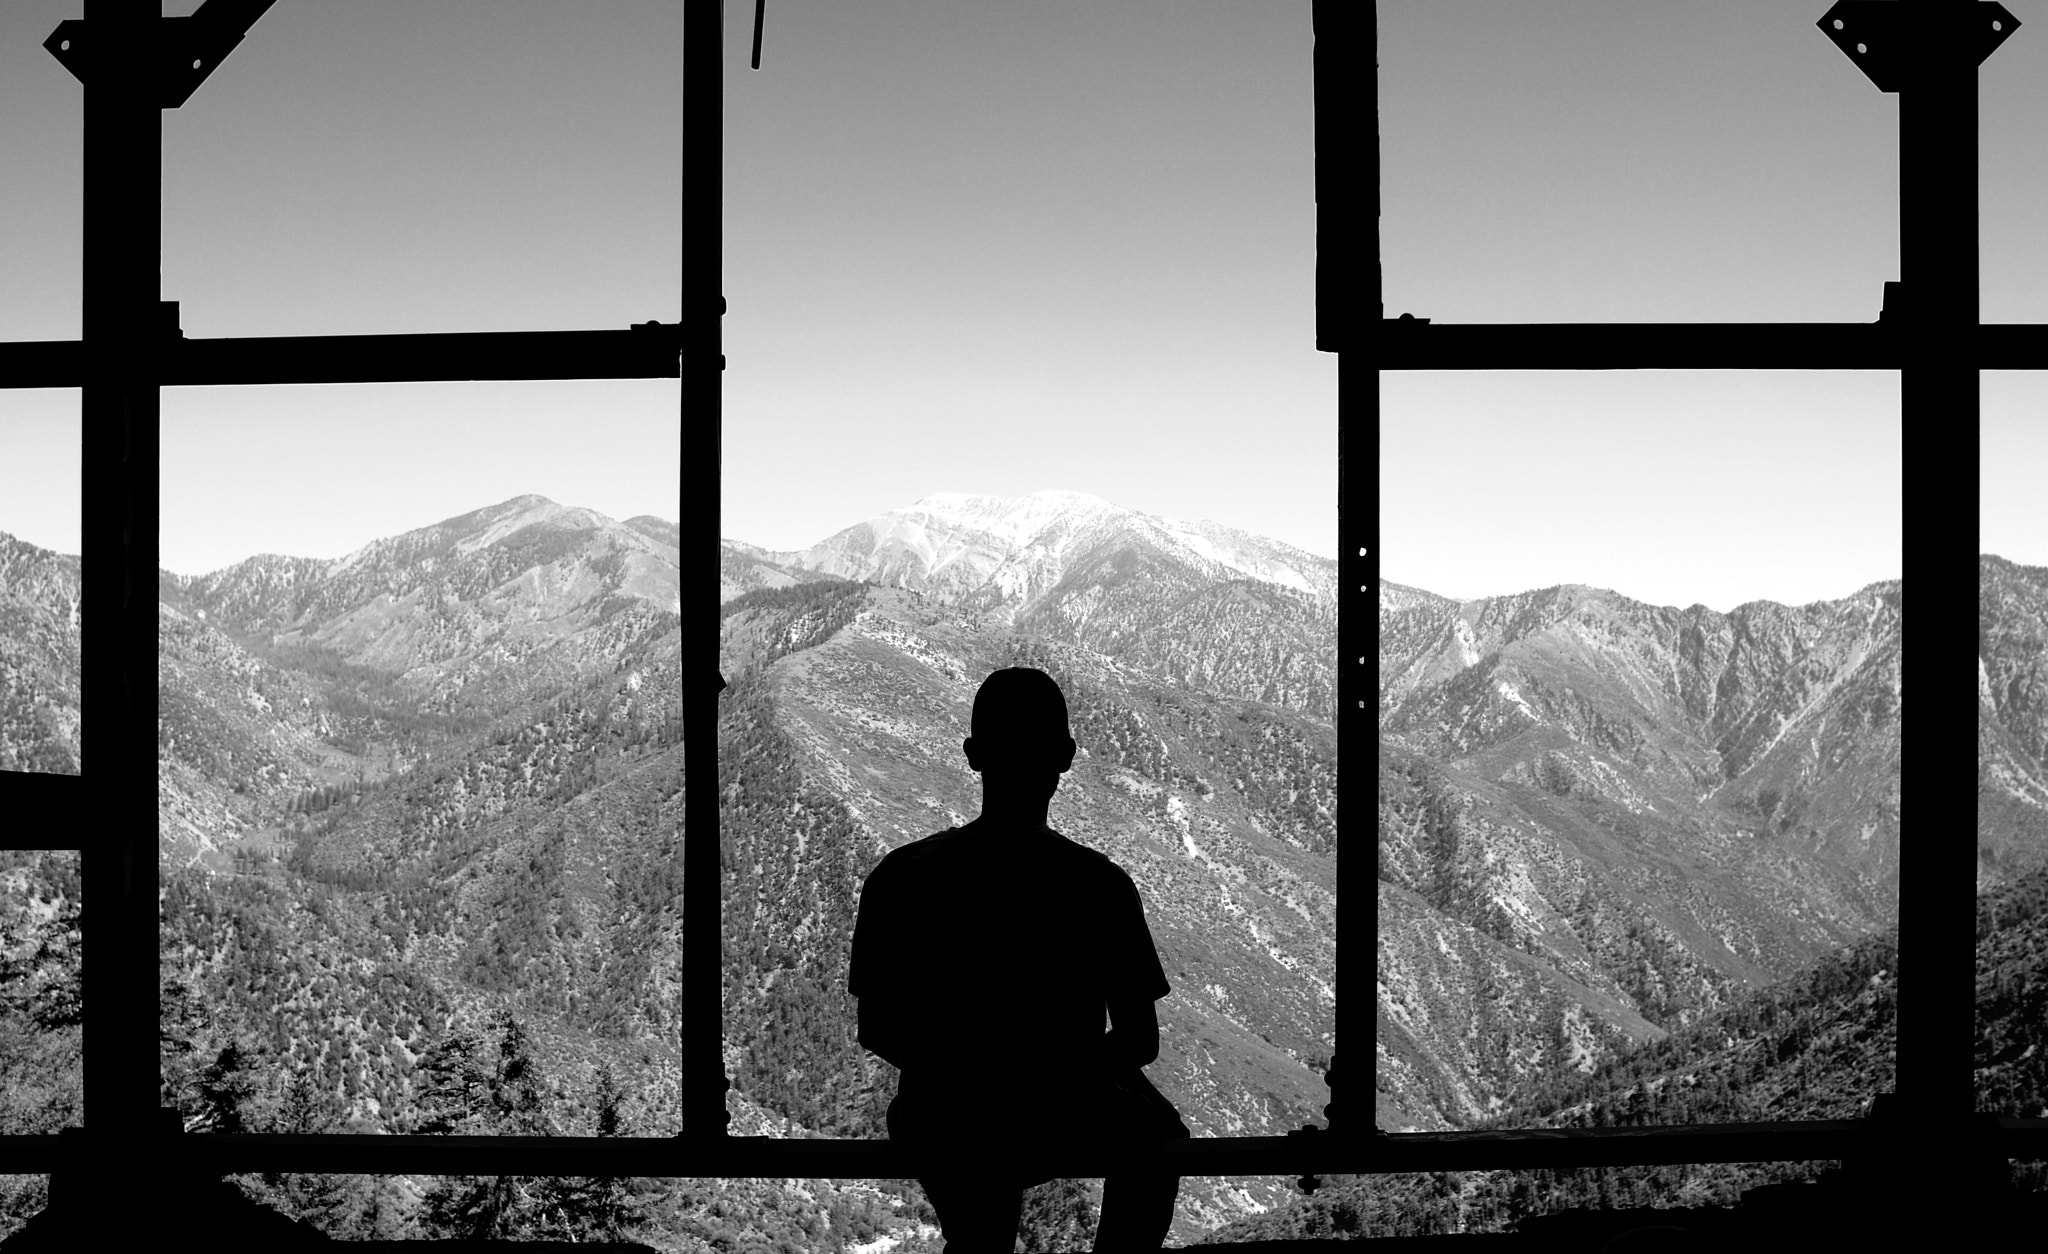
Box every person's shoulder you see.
[1044,829,1135,882]
[874,827,968,870]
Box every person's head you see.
[963,667,1076,785]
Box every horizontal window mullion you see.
[128,1122,2048,1178]
[168,328,682,386]
[0,341,85,389]
[1,328,683,388]
[152,1132,1357,1180]
[1376,324,2046,371]
[0,1135,70,1176]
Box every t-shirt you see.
[848,819,1171,1133]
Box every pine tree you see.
[1016,1177,1100,1252]
[413,1023,491,1135]
[277,1063,343,1135]
[195,1039,265,1134]
[0,892,81,1032]
[490,1010,552,1138]
[534,1059,657,1242]
[420,1012,556,1241]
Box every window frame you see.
[0,0,2040,1243]
[1369,0,2047,1194]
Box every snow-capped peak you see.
[770,490,1336,612]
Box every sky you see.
[160,383,682,577]
[3,5,2039,570]
[0,391,79,556]
[1380,0,2048,323]
[720,1,1336,556]
[1380,372,1903,613]
[1983,376,2048,568]
[0,1,681,574]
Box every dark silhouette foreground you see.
[850,667,1189,1252]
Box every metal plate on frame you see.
[1817,0,2021,94]
[42,2,278,109]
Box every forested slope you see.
[1978,864,2048,1121]
[0,850,83,1244]
[1203,925,1900,1239]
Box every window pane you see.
[1379,2,1900,322]
[0,13,80,345]
[724,2,1330,1244]
[161,1,677,338]
[1983,14,2048,322]
[159,384,680,1137]
[0,391,81,775]
[1976,375,2048,1122]
[1380,372,1902,1133]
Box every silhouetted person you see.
[850,667,1190,1253]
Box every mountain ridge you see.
[725,491,1338,718]
[735,490,1336,607]
[1383,574,1901,617]
[163,494,680,581]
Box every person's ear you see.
[1056,736,1076,773]
[962,737,980,772]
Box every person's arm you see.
[858,994,923,1071]
[850,859,921,1071]
[1100,993,1160,1070]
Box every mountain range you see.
[1377,574,1901,1130]
[0,532,81,775]
[157,487,1343,1245]
[150,485,1930,1243]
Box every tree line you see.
[165,1001,664,1243]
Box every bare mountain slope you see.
[1980,555,2048,888]
[0,533,81,775]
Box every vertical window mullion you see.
[682,0,728,1138]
